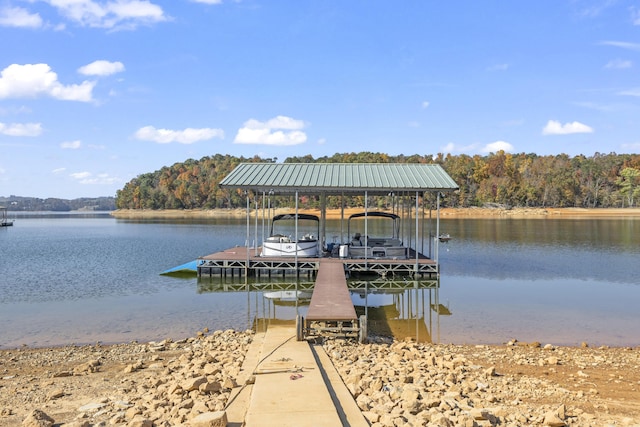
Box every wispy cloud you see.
[0,6,43,28]
[487,63,509,71]
[542,120,594,135]
[134,125,224,144]
[234,116,308,146]
[632,7,640,25]
[0,63,95,102]
[604,59,632,69]
[421,101,430,109]
[69,171,120,185]
[573,101,615,112]
[599,41,640,51]
[44,0,168,30]
[0,122,43,137]
[78,60,125,76]
[618,88,640,97]
[621,141,640,151]
[61,140,82,149]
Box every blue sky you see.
[1,0,640,199]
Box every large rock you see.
[189,411,227,427]
[22,410,54,427]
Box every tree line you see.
[1,196,116,211]
[115,151,640,210]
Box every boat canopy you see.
[347,212,400,221]
[347,211,402,241]
[272,213,320,222]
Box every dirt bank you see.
[1,331,638,426]
[111,207,640,220]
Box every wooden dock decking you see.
[306,258,356,322]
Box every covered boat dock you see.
[200,162,458,341]
[200,162,458,278]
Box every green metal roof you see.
[220,163,459,194]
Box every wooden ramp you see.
[306,258,356,322]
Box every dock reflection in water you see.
[197,276,446,343]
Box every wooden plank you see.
[307,258,356,321]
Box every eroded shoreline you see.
[111,207,640,220]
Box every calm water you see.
[0,213,638,348]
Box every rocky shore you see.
[1,329,638,426]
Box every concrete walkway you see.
[226,324,368,427]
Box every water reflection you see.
[197,276,445,343]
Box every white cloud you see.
[46,0,167,30]
[52,168,66,174]
[440,142,481,154]
[0,122,42,136]
[75,172,120,185]
[482,140,514,153]
[70,171,92,179]
[542,120,594,135]
[68,171,120,185]
[605,59,632,69]
[0,63,95,102]
[78,60,125,76]
[317,138,326,145]
[61,140,82,149]
[0,6,43,28]
[191,0,223,4]
[421,101,430,109]
[134,125,224,144]
[599,41,640,51]
[234,115,307,145]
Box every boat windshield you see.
[269,213,320,241]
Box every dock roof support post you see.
[364,190,368,265]
[254,196,259,257]
[415,191,419,273]
[295,190,299,274]
[261,191,266,256]
[436,192,441,268]
[320,192,326,251]
[245,191,250,275]
[340,191,345,244]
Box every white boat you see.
[261,213,320,257]
[347,211,407,259]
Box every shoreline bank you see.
[111,206,640,220]
[1,329,638,426]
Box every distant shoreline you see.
[111,207,640,220]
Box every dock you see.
[197,247,438,278]
[226,323,369,427]
[306,258,356,322]
[303,257,363,342]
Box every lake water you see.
[1,213,638,349]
